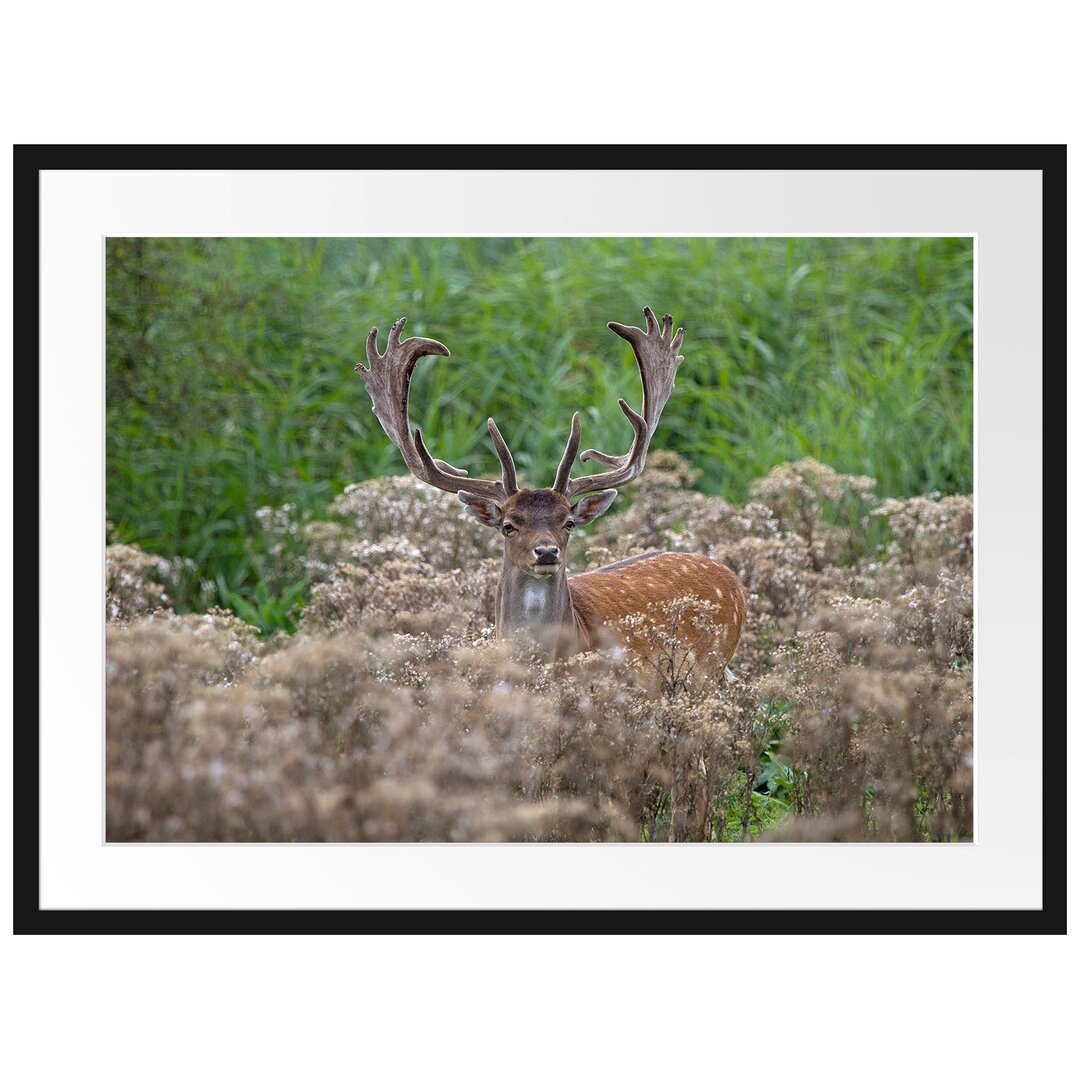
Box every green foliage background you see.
[106,236,973,627]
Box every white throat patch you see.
[521,579,549,616]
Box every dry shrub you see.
[300,556,500,637]
[106,543,186,621]
[760,605,973,842]
[582,450,703,551]
[578,452,782,569]
[294,477,505,637]
[898,571,974,664]
[641,682,767,843]
[106,456,975,843]
[825,567,974,666]
[871,493,974,593]
[106,542,218,622]
[248,502,306,595]
[106,605,767,841]
[351,642,655,841]
[614,596,734,697]
[750,457,877,569]
[717,535,816,619]
[873,493,973,567]
[322,475,497,571]
[682,498,781,549]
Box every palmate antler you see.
[357,307,684,504]
[355,316,518,501]
[552,306,685,499]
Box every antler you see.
[355,317,517,501]
[555,306,684,499]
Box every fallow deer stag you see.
[354,307,746,672]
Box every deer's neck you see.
[496,555,581,654]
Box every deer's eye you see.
[502,523,516,536]
[564,520,575,531]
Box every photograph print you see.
[105,235,974,843]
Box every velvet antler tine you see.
[356,315,509,502]
[578,449,623,467]
[606,320,639,343]
[432,458,469,477]
[564,308,685,500]
[551,411,581,493]
[487,418,518,495]
[387,316,407,351]
[413,427,442,473]
[364,326,380,366]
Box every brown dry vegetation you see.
[106,455,973,842]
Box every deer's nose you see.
[533,544,560,564]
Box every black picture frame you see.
[16,144,1065,934]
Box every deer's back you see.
[568,551,746,667]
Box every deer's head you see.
[354,306,685,571]
[457,486,618,576]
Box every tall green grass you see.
[106,236,973,628]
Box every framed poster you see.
[18,145,1063,931]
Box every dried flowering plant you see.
[106,455,973,843]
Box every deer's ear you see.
[571,488,618,526]
[457,491,503,528]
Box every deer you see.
[354,306,746,676]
